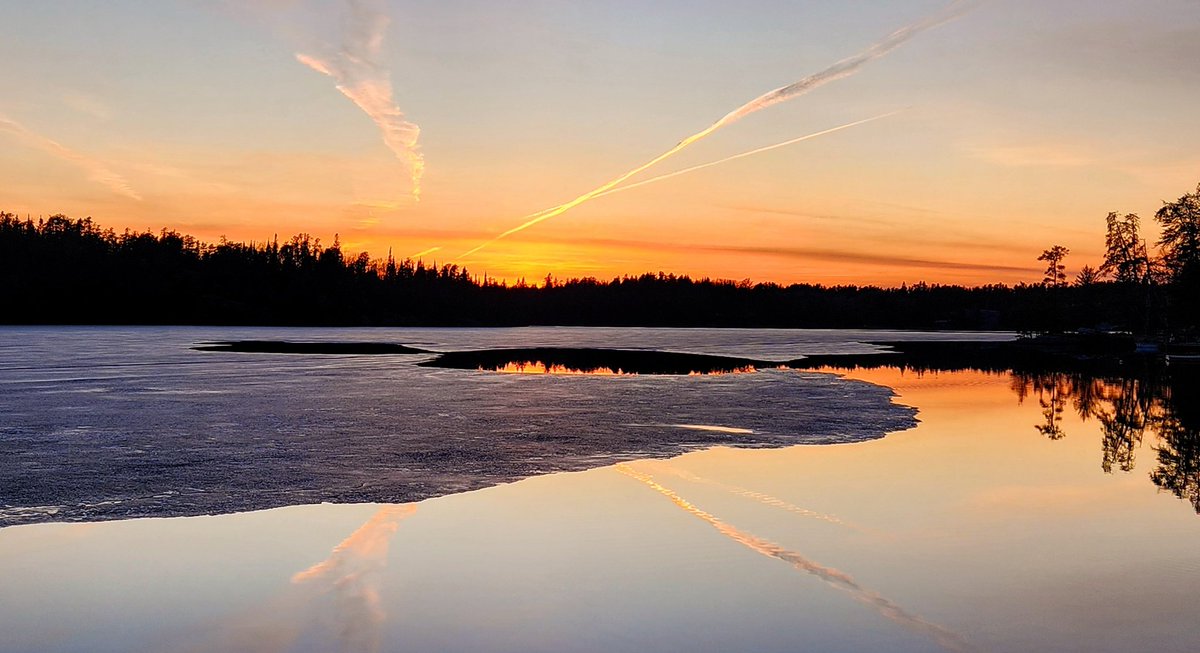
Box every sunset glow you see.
[2,1,1197,285]
[483,361,760,375]
[489,361,624,375]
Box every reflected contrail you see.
[460,1,970,257]
[297,0,423,201]
[0,113,141,200]
[617,464,974,653]
[293,504,416,653]
[171,505,415,653]
[644,462,869,533]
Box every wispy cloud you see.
[0,113,141,200]
[970,143,1096,168]
[296,0,423,201]
[714,244,1034,273]
[61,91,113,121]
[530,235,1035,274]
[724,204,892,226]
[967,138,1200,193]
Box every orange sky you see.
[2,1,1198,286]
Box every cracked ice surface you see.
[0,326,997,527]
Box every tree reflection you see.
[1096,379,1152,473]
[1151,414,1200,512]
[1150,373,1200,512]
[1035,375,1069,440]
[1010,368,1200,512]
[1012,373,1078,440]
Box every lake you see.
[1,326,1198,653]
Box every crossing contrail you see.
[460,1,970,257]
[428,112,895,259]
[457,113,896,258]
[297,0,424,201]
[589,112,900,202]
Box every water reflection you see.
[816,355,1200,514]
[422,347,768,375]
[491,361,623,375]
[642,461,866,533]
[291,505,416,653]
[617,464,974,652]
[1009,370,1199,512]
[1151,414,1200,513]
[487,360,761,376]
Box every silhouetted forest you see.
[1,204,1196,331]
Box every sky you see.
[2,0,1198,286]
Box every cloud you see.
[0,113,141,200]
[61,91,114,121]
[296,0,423,201]
[531,235,1035,274]
[970,143,1096,168]
[724,205,892,226]
[712,244,1034,273]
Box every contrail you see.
[458,113,895,259]
[410,246,441,259]
[0,113,142,200]
[429,113,894,261]
[297,0,423,201]
[460,1,970,257]
[617,464,975,652]
[589,112,900,202]
[293,504,416,653]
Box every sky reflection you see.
[292,505,416,653]
[616,463,974,652]
[2,367,1200,652]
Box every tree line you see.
[1034,182,1200,334]
[1,183,1196,331]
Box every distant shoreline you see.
[0,213,1172,332]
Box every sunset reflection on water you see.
[484,361,758,376]
[3,366,1200,653]
[487,361,623,375]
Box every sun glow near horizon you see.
[1,0,1197,287]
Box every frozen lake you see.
[0,326,1006,525]
[2,327,1198,653]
